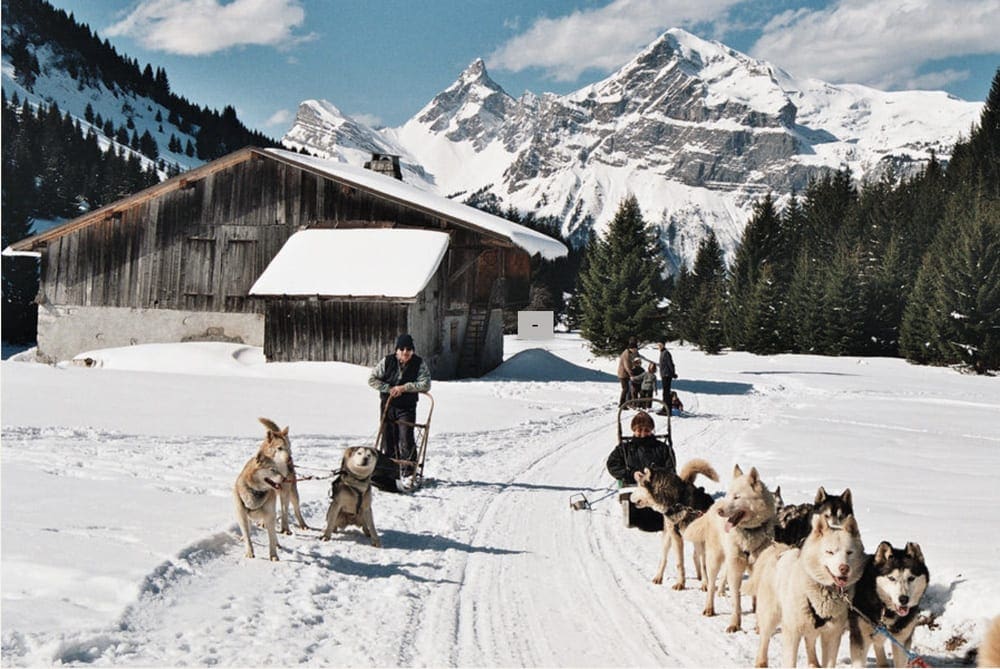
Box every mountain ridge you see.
[283,27,982,267]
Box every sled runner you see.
[615,397,673,529]
[371,391,434,493]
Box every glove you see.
[672,374,678,379]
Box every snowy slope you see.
[2,335,999,666]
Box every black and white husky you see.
[849,541,929,668]
[775,486,854,546]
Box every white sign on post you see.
[517,311,554,340]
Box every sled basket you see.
[371,391,434,493]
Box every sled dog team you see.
[234,418,382,562]
[232,419,999,667]
[631,460,932,668]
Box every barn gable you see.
[7,147,567,376]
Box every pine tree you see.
[726,193,782,350]
[577,195,666,355]
[686,231,726,348]
[927,196,1000,372]
[819,244,867,355]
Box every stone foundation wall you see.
[35,304,264,363]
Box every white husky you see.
[682,464,777,633]
[749,513,865,667]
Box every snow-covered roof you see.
[249,229,449,299]
[265,148,567,260]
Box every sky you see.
[2,334,999,665]
[39,0,1000,136]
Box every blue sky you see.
[45,0,1000,135]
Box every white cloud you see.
[105,0,316,56]
[751,0,1000,91]
[488,0,742,81]
[264,109,293,128]
[349,112,384,129]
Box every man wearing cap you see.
[368,334,432,468]
[655,340,677,416]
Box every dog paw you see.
[672,582,686,591]
[245,551,254,559]
[279,528,292,535]
[725,624,740,634]
[652,576,663,585]
[269,555,279,562]
[371,539,382,548]
[702,607,715,617]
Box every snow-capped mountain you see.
[285,28,983,267]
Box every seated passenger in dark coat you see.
[606,411,677,531]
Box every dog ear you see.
[875,541,894,564]
[905,541,924,563]
[732,463,744,478]
[281,426,289,438]
[841,488,853,508]
[634,468,650,484]
[841,514,859,535]
[810,512,829,536]
[814,486,828,505]
[747,467,761,487]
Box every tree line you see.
[573,69,1000,373]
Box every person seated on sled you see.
[670,390,684,415]
[606,411,677,531]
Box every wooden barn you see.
[6,147,567,377]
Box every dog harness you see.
[330,471,369,516]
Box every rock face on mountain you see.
[284,28,982,266]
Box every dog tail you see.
[258,417,281,433]
[679,458,719,485]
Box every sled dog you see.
[257,417,308,534]
[682,464,777,633]
[631,458,719,589]
[849,541,929,667]
[980,615,1000,668]
[321,446,381,547]
[775,485,854,546]
[749,513,865,667]
[233,452,285,561]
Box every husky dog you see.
[980,616,1000,668]
[775,486,854,546]
[683,464,777,633]
[233,452,285,561]
[321,446,381,547]
[750,513,865,667]
[849,541,929,667]
[631,458,719,589]
[257,418,308,534]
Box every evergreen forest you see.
[573,70,1000,373]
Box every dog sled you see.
[615,397,673,530]
[371,391,434,493]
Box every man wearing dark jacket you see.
[606,411,677,531]
[368,334,432,465]
[656,340,677,416]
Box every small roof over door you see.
[249,228,450,300]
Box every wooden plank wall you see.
[38,156,484,316]
[263,299,409,364]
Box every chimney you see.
[363,153,403,180]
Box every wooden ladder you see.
[457,305,489,377]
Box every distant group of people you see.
[616,337,681,415]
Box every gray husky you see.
[849,541,929,667]
[775,486,854,546]
[631,458,719,589]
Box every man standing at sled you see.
[655,340,677,416]
[369,334,431,467]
